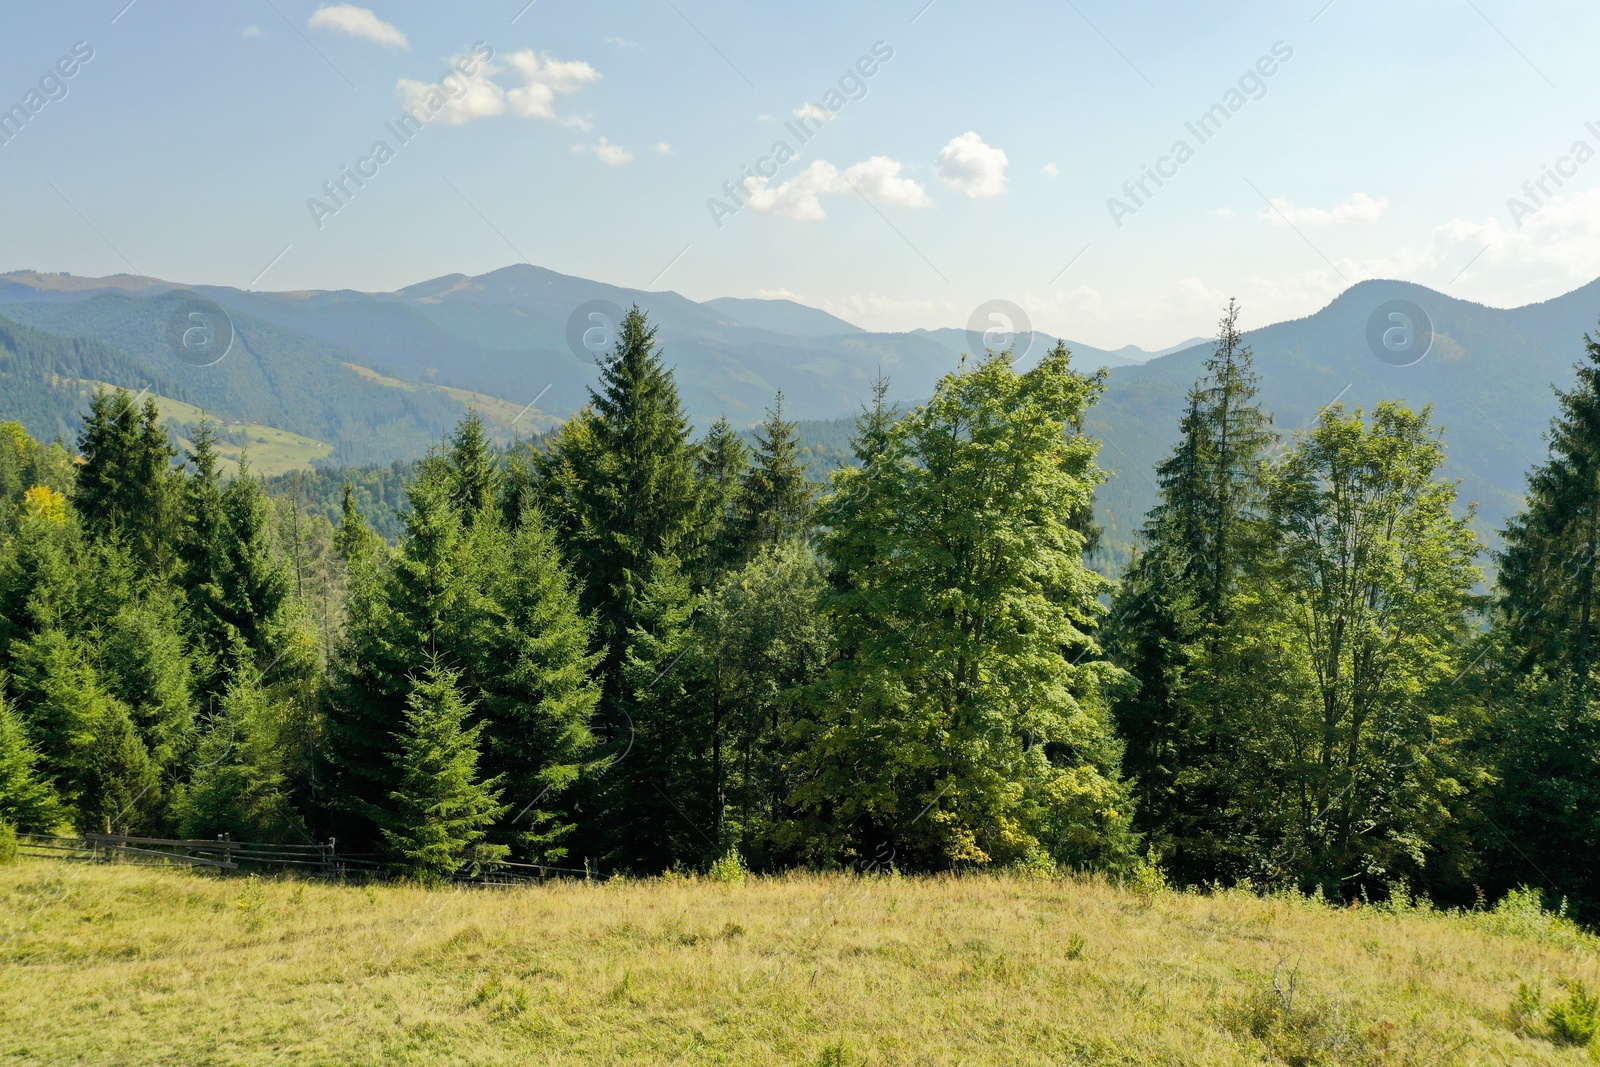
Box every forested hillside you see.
[0,306,1596,926]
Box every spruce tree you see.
[725,393,813,564]
[0,687,62,831]
[535,307,699,690]
[445,411,499,526]
[382,661,506,882]
[690,417,749,584]
[1107,300,1276,881]
[333,484,385,564]
[178,418,236,693]
[74,389,177,572]
[218,456,292,670]
[1485,326,1600,917]
[172,670,308,843]
[460,507,602,862]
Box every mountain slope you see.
[1089,278,1600,561]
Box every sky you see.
[2,0,1598,350]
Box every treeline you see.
[0,304,1594,918]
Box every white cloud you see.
[573,137,633,166]
[240,25,265,39]
[604,36,643,50]
[744,161,839,220]
[308,5,408,50]
[743,157,931,220]
[392,49,599,127]
[1209,207,1235,217]
[502,50,601,119]
[936,131,1009,198]
[654,142,672,155]
[795,103,832,127]
[397,60,505,126]
[755,288,805,301]
[1042,162,1059,178]
[1259,192,1387,227]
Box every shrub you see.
[0,821,17,864]
[708,848,747,884]
[1548,981,1600,1046]
[1225,965,1372,1067]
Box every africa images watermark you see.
[307,42,495,230]
[0,41,95,148]
[1106,40,1295,228]
[706,40,895,229]
[1504,119,1600,228]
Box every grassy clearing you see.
[341,363,558,435]
[1,858,1597,1066]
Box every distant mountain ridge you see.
[3,267,1598,561]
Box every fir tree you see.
[381,661,506,882]
[535,307,699,695]
[445,411,499,526]
[172,670,308,843]
[74,389,177,572]
[333,484,385,564]
[690,417,749,584]
[1484,326,1600,917]
[0,686,62,831]
[1107,300,1276,881]
[725,393,813,564]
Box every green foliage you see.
[381,661,506,882]
[0,686,61,832]
[792,343,1137,872]
[1227,402,1482,894]
[1482,327,1600,922]
[535,306,700,686]
[0,820,16,863]
[1107,301,1277,883]
[723,393,814,566]
[707,847,747,884]
[170,671,309,843]
[74,387,179,573]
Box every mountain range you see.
[2,265,1597,560]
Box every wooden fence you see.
[15,833,595,883]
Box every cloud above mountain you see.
[309,5,408,50]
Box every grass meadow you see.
[1,857,1598,1066]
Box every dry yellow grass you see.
[1,857,1597,1066]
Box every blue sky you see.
[2,0,1598,348]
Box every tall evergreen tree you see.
[0,686,62,831]
[690,417,749,584]
[74,389,177,572]
[1107,300,1276,880]
[725,393,813,564]
[381,661,506,882]
[1484,327,1600,917]
[445,411,499,526]
[535,307,700,688]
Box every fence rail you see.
[15,833,596,883]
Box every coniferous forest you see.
[1,303,1596,923]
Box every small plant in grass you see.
[234,875,268,930]
[1011,846,1058,879]
[816,1040,856,1066]
[1128,846,1169,904]
[1548,980,1600,1046]
[1225,962,1371,1066]
[707,847,747,884]
[0,821,17,864]
[1063,932,1086,961]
